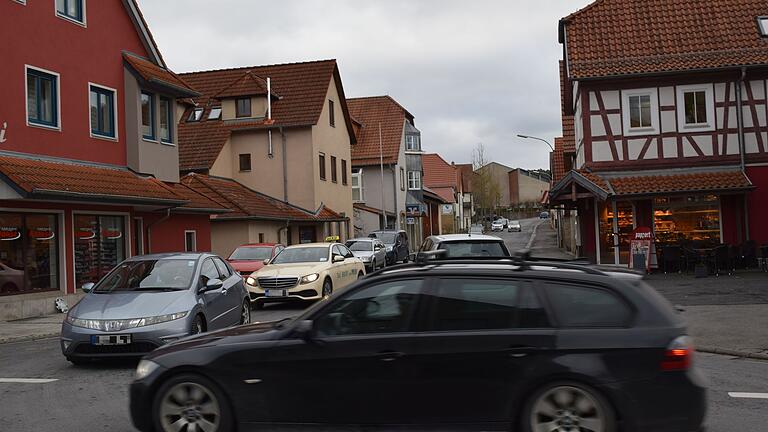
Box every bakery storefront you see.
[0,212,60,295]
[550,169,753,265]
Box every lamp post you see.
[517,133,560,250]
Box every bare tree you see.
[471,143,501,225]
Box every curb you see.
[526,220,544,249]
[697,345,768,360]
[0,332,59,345]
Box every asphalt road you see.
[0,335,765,432]
[489,217,541,254]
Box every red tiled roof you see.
[608,170,753,196]
[353,203,396,217]
[455,163,475,193]
[123,53,199,97]
[559,61,576,152]
[178,60,354,171]
[181,174,347,221]
[347,96,408,166]
[422,153,458,189]
[0,154,186,204]
[213,71,272,99]
[562,0,768,79]
[164,182,228,212]
[552,138,566,183]
[422,186,448,204]
[430,187,456,204]
[577,169,611,193]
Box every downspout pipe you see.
[735,67,750,241]
[281,126,288,202]
[146,208,172,254]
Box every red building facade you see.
[0,0,223,319]
[550,0,768,265]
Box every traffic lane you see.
[2,335,764,432]
[491,217,540,253]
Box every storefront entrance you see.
[74,214,126,288]
[598,201,634,265]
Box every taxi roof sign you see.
[324,235,340,243]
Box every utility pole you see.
[379,123,386,229]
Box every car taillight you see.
[661,336,693,371]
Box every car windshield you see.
[229,246,272,260]
[271,247,329,264]
[93,259,196,293]
[439,241,508,257]
[346,241,373,252]
[371,232,397,244]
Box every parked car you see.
[491,219,505,232]
[416,234,511,258]
[345,238,387,272]
[508,220,522,232]
[129,257,706,432]
[246,243,365,309]
[469,224,484,234]
[368,230,409,264]
[60,253,250,365]
[226,243,284,277]
[539,211,550,219]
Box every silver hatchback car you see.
[60,253,250,364]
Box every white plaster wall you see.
[661,111,677,133]
[663,137,677,158]
[659,87,675,106]
[592,141,613,162]
[602,90,620,110]
[627,139,645,160]
[590,114,605,136]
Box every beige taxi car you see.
[245,242,366,309]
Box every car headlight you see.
[386,246,393,252]
[300,273,319,284]
[246,276,257,286]
[135,359,160,380]
[360,256,372,262]
[66,311,189,331]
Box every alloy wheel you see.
[530,385,606,432]
[159,382,221,432]
[322,280,332,299]
[240,302,250,325]
[191,316,203,335]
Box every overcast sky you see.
[139,0,592,171]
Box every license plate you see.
[265,289,287,297]
[91,334,132,345]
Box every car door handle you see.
[504,346,538,358]
[375,351,404,362]
[221,287,229,295]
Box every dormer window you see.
[759,16,768,37]
[188,108,203,122]
[236,98,251,118]
[208,107,222,120]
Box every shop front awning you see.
[550,168,754,202]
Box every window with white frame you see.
[56,0,85,25]
[676,84,715,131]
[351,168,363,202]
[621,89,658,136]
[89,84,116,139]
[407,171,421,190]
[184,230,197,252]
[26,67,60,129]
[406,134,420,151]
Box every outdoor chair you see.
[660,245,682,274]
[739,241,758,269]
[708,244,731,276]
[759,244,768,273]
[680,246,699,274]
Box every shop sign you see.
[29,227,55,241]
[629,227,654,273]
[102,229,122,240]
[406,217,416,225]
[406,205,423,216]
[76,228,96,240]
[441,204,453,215]
[0,226,20,241]
[0,122,7,143]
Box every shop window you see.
[654,195,720,245]
[0,212,60,295]
[598,201,634,265]
[74,215,125,289]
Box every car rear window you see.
[428,278,550,331]
[439,241,508,257]
[544,283,632,327]
[229,246,272,260]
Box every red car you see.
[227,243,285,277]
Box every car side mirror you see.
[81,282,94,293]
[294,319,316,342]
[200,278,223,292]
[263,259,270,265]
[333,255,345,263]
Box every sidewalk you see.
[0,313,64,344]
[528,220,574,260]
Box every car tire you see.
[321,278,333,300]
[152,373,234,432]
[520,381,617,432]
[190,314,205,335]
[357,271,364,280]
[239,300,250,325]
[252,300,264,310]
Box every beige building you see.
[177,60,356,256]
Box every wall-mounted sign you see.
[441,204,453,215]
[0,122,7,143]
[0,226,20,241]
[406,217,416,225]
[406,204,423,216]
[29,228,55,241]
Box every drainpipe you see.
[281,126,288,202]
[735,67,750,241]
[267,78,274,159]
[145,208,171,254]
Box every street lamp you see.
[517,134,554,152]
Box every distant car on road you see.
[129,256,705,432]
[368,230,409,264]
[508,220,522,232]
[491,219,505,232]
[416,234,511,258]
[246,242,365,309]
[60,253,250,365]
[539,211,550,219]
[226,243,284,277]
[345,238,387,272]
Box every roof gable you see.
[562,0,768,79]
[347,96,408,166]
[213,71,273,99]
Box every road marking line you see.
[728,392,768,399]
[0,378,58,384]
